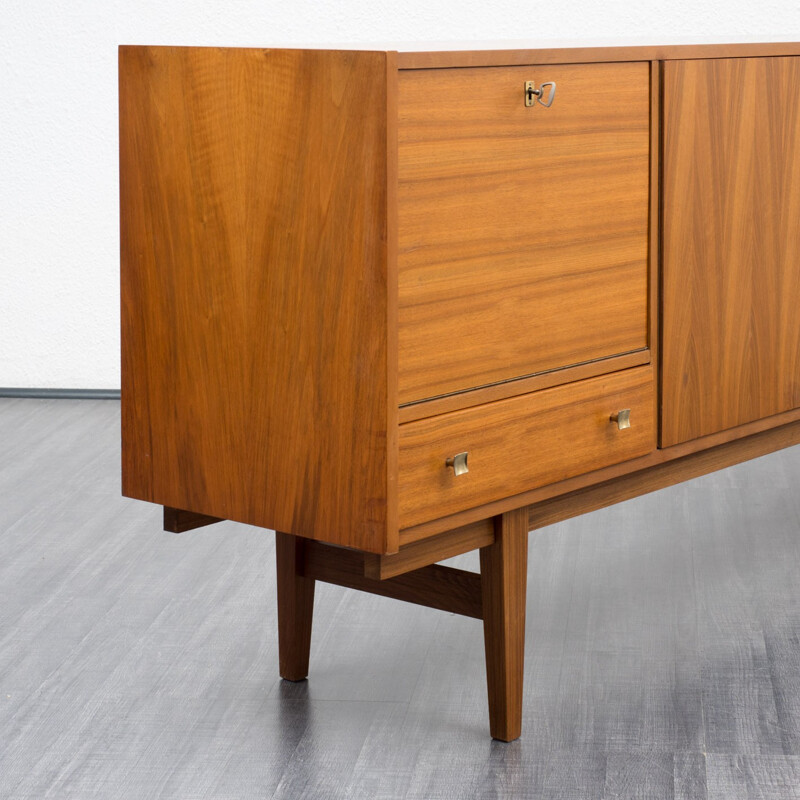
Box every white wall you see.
[2,1,798,389]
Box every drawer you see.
[398,61,651,404]
[398,366,655,529]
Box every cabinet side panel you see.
[661,57,800,446]
[120,47,391,552]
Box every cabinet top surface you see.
[120,40,800,68]
[397,40,800,68]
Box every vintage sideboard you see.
[119,41,800,741]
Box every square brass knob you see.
[610,409,631,430]
[446,452,469,476]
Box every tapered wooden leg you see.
[275,531,315,681]
[480,507,529,742]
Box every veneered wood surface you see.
[481,507,528,741]
[119,46,397,553]
[397,62,651,403]
[661,57,800,446]
[396,42,800,69]
[398,366,655,529]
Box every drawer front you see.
[398,62,651,404]
[398,366,655,529]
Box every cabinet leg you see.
[480,507,529,742]
[275,531,315,681]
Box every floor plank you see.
[706,755,800,800]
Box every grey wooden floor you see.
[2,400,800,799]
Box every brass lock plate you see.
[524,81,536,107]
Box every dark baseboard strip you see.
[0,388,121,400]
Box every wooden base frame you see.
[274,510,528,742]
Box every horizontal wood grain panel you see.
[397,62,650,403]
[398,366,655,529]
[661,57,800,446]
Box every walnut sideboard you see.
[119,42,800,741]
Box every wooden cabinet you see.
[120,42,800,742]
[120,46,656,554]
[661,56,800,446]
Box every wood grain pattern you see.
[480,507,528,742]
[119,46,397,554]
[275,531,315,681]
[661,56,800,446]
[399,366,655,529]
[396,42,800,70]
[303,540,483,619]
[396,62,650,402]
[162,506,222,533]
[398,350,649,423]
[364,518,494,580]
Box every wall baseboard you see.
[0,388,121,400]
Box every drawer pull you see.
[610,409,631,430]
[445,452,469,476]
